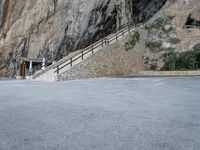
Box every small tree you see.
[161,51,177,70]
[124,31,140,51]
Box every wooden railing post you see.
[104,39,107,46]
[57,66,59,75]
[92,45,94,54]
[107,39,110,46]
[102,39,104,47]
[70,58,73,67]
[81,51,84,60]
[122,30,124,37]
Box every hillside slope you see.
[141,0,200,70]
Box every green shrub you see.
[145,15,173,30]
[124,31,140,51]
[175,51,197,70]
[193,44,200,51]
[162,26,174,33]
[150,64,157,70]
[193,45,200,67]
[168,38,181,44]
[160,47,175,52]
[132,31,140,42]
[146,41,162,49]
[145,17,165,29]
[161,48,200,71]
[161,51,177,70]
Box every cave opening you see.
[185,13,200,28]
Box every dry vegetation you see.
[59,33,146,80]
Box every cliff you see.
[0,0,166,76]
[141,0,200,70]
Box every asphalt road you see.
[0,77,200,150]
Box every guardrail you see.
[53,22,139,75]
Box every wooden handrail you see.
[31,22,138,77]
[54,24,139,74]
[53,22,139,74]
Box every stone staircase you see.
[32,23,140,81]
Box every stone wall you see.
[130,70,200,76]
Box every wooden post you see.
[81,51,84,60]
[107,39,110,46]
[57,66,59,75]
[92,45,94,54]
[20,62,26,78]
[128,26,131,34]
[70,58,73,67]
[102,40,104,47]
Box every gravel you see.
[0,77,200,150]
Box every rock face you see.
[0,0,166,76]
[136,0,200,71]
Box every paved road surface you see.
[0,77,200,150]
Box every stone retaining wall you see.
[130,70,200,77]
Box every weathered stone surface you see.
[169,0,200,52]
[0,0,166,76]
[140,0,200,71]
